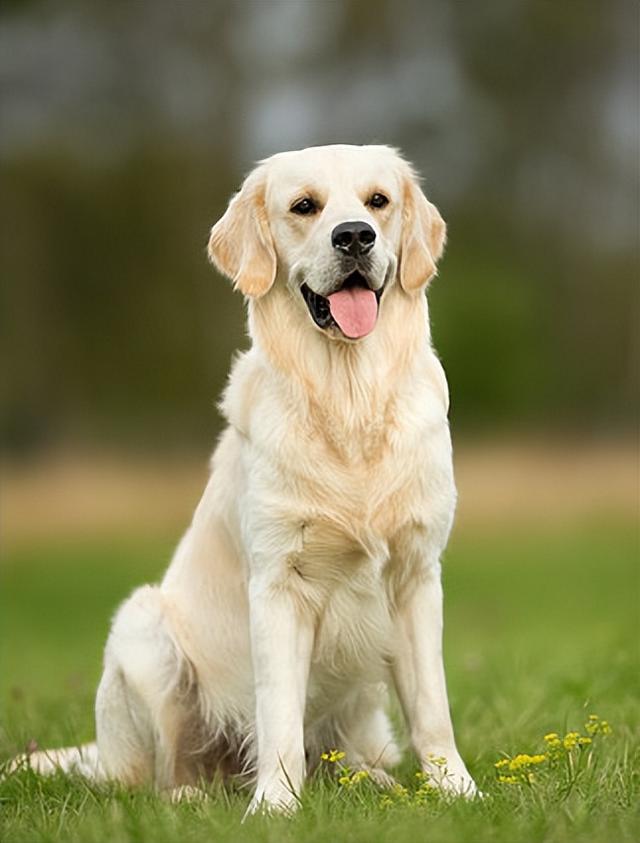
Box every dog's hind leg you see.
[96,585,198,790]
[310,685,401,787]
[6,588,172,785]
[322,685,401,788]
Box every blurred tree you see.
[0,0,636,453]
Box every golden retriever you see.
[14,144,477,812]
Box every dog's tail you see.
[5,741,104,780]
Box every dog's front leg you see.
[391,559,477,797]
[246,569,314,815]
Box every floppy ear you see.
[207,167,277,298]
[400,177,447,292]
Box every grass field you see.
[1,513,638,842]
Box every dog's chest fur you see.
[216,346,455,691]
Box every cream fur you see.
[12,144,476,813]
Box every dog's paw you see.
[365,766,398,790]
[244,782,300,819]
[165,785,209,804]
[422,752,479,799]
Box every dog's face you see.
[209,145,446,341]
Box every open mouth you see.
[301,272,382,340]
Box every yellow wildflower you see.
[563,732,580,750]
[414,779,438,804]
[585,714,612,737]
[509,753,546,770]
[495,715,612,788]
[391,783,409,800]
[495,751,547,785]
[321,749,346,763]
[379,771,441,809]
[338,768,369,787]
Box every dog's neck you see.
[248,283,434,460]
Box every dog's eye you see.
[367,193,389,210]
[291,197,318,216]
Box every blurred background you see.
[0,0,638,764]
[1,0,638,456]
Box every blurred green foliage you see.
[0,0,637,453]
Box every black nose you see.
[331,221,376,256]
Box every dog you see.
[12,144,477,812]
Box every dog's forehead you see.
[263,145,405,198]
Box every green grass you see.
[1,518,638,842]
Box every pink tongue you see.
[327,287,378,339]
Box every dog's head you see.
[208,145,445,342]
